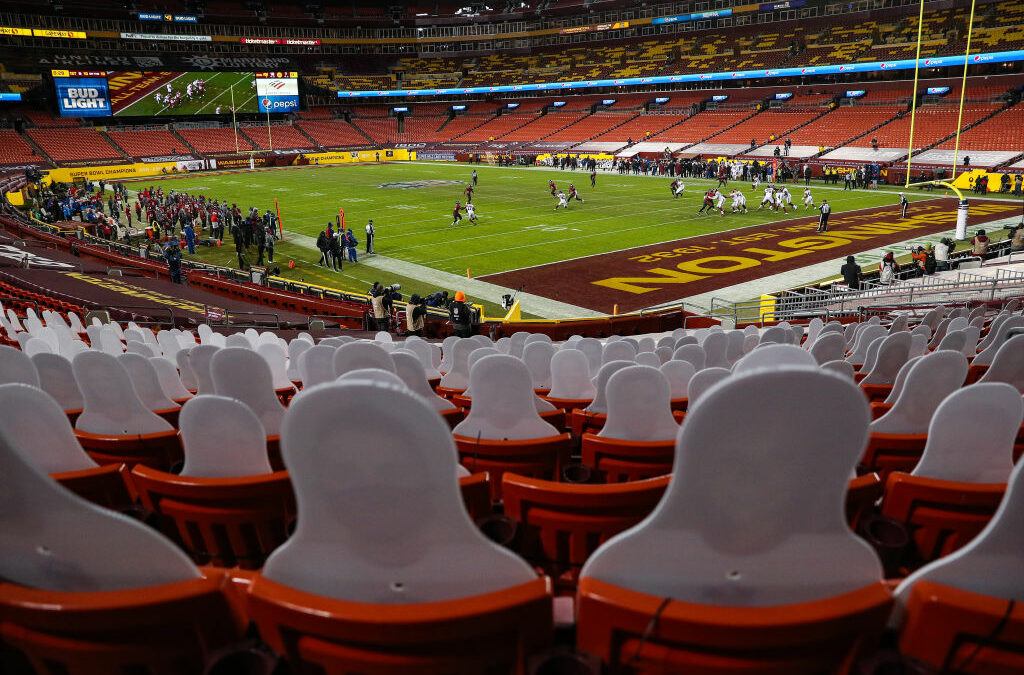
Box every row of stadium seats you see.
[1,302,1023,673]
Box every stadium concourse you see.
[3,0,1024,673]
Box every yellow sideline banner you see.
[950,169,1018,193]
[306,149,415,164]
[42,162,180,184]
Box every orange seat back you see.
[454,434,573,501]
[246,575,553,675]
[862,433,928,480]
[74,429,183,472]
[577,577,893,675]
[0,569,247,675]
[881,472,1006,564]
[503,474,669,590]
[898,581,1024,675]
[580,434,675,483]
[130,466,297,569]
[51,463,137,513]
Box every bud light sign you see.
[55,77,111,117]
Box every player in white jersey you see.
[752,174,761,191]
[803,187,814,209]
[673,180,686,198]
[166,83,173,94]
[773,189,787,213]
[154,92,163,105]
[465,202,477,223]
[554,192,568,210]
[731,190,748,214]
[781,186,794,208]
[759,186,774,209]
[714,189,727,216]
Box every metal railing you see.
[206,310,281,329]
[102,304,176,327]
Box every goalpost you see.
[904,0,977,240]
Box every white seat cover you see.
[685,367,731,410]
[742,334,758,355]
[892,459,1024,626]
[225,333,251,349]
[174,348,199,391]
[920,306,944,332]
[124,328,146,344]
[67,313,85,333]
[210,348,286,436]
[910,324,931,341]
[287,339,312,381]
[733,344,816,375]
[108,321,124,340]
[405,339,442,380]
[438,339,480,390]
[888,314,909,334]
[522,341,556,389]
[580,368,882,606]
[654,346,673,364]
[803,318,824,351]
[179,395,272,477]
[0,427,199,592]
[494,337,511,354]
[724,331,745,364]
[98,328,124,356]
[454,355,559,440]
[547,348,597,400]
[0,345,40,387]
[158,330,182,363]
[637,337,656,354]
[243,328,259,346]
[909,333,930,358]
[672,344,706,371]
[263,380,536,602]
[635,351,661,368]
[257,343,295,390]
[390,351,455,411]
[508,332,530,359]
[334,341,396,379]
[72,351,173,436]
[843,322,859,347]
[118,353,178,411]
[858,335,886,375]
[976,313,1009,352]
[674,336,698,349]
[473,334,497,348]
[33,326,60,353]
[338,368,408,388]
[298,345,337,390]
[977,334,1024,392]
[821,360,856,379]
[847,325,887,364]
[702,332,730,369]
[974,316,1024,366]
[32,353,84,411]
[935,329,967,353]
[660,360,695,399]
[209,333,226,348]
[757,325,789,345]
[958,326,981,357]
[585,360,635,415]
[197,323,214,345]
[927,318,951,350]
[861,332,911,386]
[598,366,679,442]
[297,332,314,345]
[0,384,96,473]
[22,337,52,357]
[871,350,969,435]
[126,339,159,358]
[373,330,393,343]
[946,317,969,333]
[911,383,1021,483]
[187,344,220,395]
[602,340,636,365]
[149,356,193,401]
[576,338,603,376]
[884,356,923,405]
[438,336,459,374]
[671,328,687,340]
[657,336,676,350]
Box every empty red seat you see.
[52,463,137,513]
[75,429,183,472]
[503,474,669,591]
[454,434,573,501]
[131,465,296,569]
[580,434,675,483]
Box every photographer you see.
[406,294,427,337]
[449,291,474,338]
[370,282,399,332]
[934,237,955,271]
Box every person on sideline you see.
[840,256,862,291]
[449,291,473,338]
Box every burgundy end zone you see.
[481,199,1020,314]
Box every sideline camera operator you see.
[449,291,474,338]
[406,293,427,337]
[370,281,399,332]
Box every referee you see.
[899,192,909,219]
[817,199,831,232]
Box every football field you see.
[127,162,1017,317]
[112,71,256,117]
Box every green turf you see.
[124,162,957,313]
[114,71,257,117]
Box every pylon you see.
[467,268,471,278]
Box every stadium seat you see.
[30,352,84,420]
[437,338,480,395]
[570,359,634,436]
[453,355,570,499]
[891,458,1024,672]
[860,331,912,401]
[247,380,553,673]
[863,350,969,478]
[149,355,194,404]
[576,368,891,672]
[118,352,181,427]
[298,344,337,389]
[502,473,671,591]
[210,347,286,469]
[543,348,596,412]
[257,342,297,404]
[879,383,1020,566]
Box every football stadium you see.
[0,0,1023,672]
